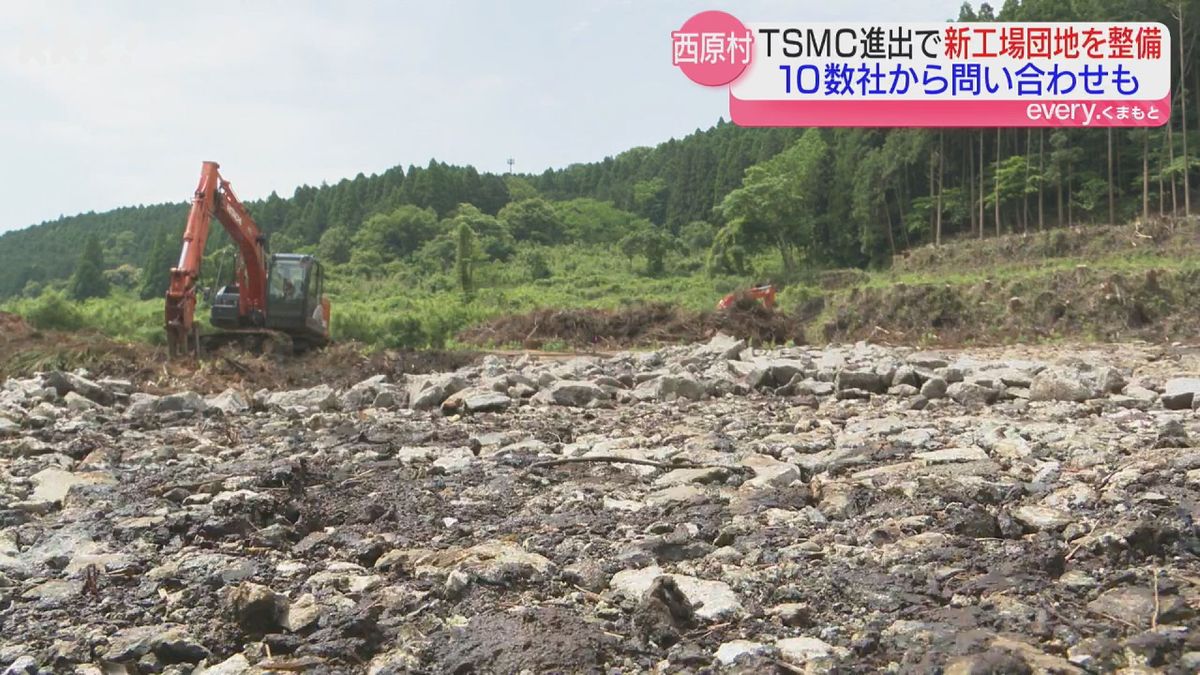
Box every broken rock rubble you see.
[1,340,1198,672]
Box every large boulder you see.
[747,359,811,389]
[206,388,249,414]
[947,381,999,406]
[834,370,888,394]
[633,374,706,401]
[532,380,605,407]
[265,384,341,412]
[442,387,512,414]
[1029,368,1093,402]
[42,371,114,406]
[408,374,467,411]
[1163,378,1200,410]
[690,333,747,361]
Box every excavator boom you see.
[164,161,329,357]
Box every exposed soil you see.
[457,302,805,349]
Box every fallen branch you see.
[1152,568,1161,630]
[529,455,737,471]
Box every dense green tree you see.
[68,234,109,300]
[553,198,642,245]
[139,229,175,299]
[318,224,354,264]
[450,204,514,260]
[618,227,673,276]
[351,205,439,265]
[707,221,749,275]
[498,198,565,245]
[720,129,828,273]
[680,220,717,252]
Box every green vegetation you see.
[0,0,1196,348]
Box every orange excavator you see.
[165,161,331,357]
[717,283,776,311]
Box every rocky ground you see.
[1,336,1199,673]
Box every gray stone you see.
[776,636,836,666]
[907,352,950,369]
[30,469,115,503]
[63,391,100,412]
[156,391,208,414]
[892,365,920,387]
[835,370,887,394]
[634,374,706,401]
[1030,369,1093,402]
[947,381,998,406]
[463,390,512,413]
[693,333,746,361]
[742,454,801,488]
[609,566,742,620]
[408,373,467,410]
[223,582,285,632]
[197,654,250,675]
[1163,378,1200,410]
[920,377,948,399]
[42,371,113,406]
[266,384,340,412]
[1088,586,1188,624]
[715,640,771,665]
[281,593,321,632]
[532,380,605,407]
[914,447,989,464]
[1012,505,1073,531]
[205,388,249,414]
[747,359,811,389]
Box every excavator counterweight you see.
[164,161,331,357]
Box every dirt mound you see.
[437,607,618,674]
[457,302,804,349]
[0,311,31,340]
[819,266,1200,345]
[0,321,479,394]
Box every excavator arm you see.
[165,161,269,356]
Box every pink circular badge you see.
[671,10,754,87]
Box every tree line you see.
[1,0,1195,301]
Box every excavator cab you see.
[265,254,329,348]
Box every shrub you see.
[24,291,85,331]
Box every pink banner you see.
[730,94,1171,128]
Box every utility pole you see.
[506,158,515,175]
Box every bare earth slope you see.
[1,338,1198,673]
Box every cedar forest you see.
[0,0,1197,348]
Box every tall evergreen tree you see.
[139,228,175,299]
[69,234,109,300]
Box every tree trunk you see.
[994,127,1001,236]
[1178,5,1190,215]
[1169,121,1178,215]
[1107,128,1115,224]
[936,131,944,246]
[1057,166,1064,227]
[1023,128,1031,233]
[968,131,977,237]
[883,192,897,257]
[979,131,985,239]
[929,145,937,243]
[1068,169,1074,225]
[776,234,795,274]
[1143,129,1150,221]
[1038,129,1045,230]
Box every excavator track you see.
[197,329,296,356]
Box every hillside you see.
[0,0,1195,350]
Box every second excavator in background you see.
[164,161,331,357]
[717,283,776,311]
